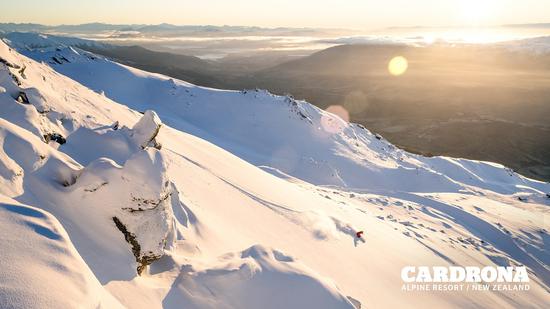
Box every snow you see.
[163,245,355,309]
[0,195,123,308]
[0,34,549,308]
[7,36,546,195]
[131,110,163,149]
[1,32,105,50]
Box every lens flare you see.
[320,105,349,134]
[388,56,408,76]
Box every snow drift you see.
[0,195,122,308]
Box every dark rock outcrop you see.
[44,132,66,145]
[112,216,163,275]
[16,91,30,104]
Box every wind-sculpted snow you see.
[164,245,356,309]
[0,110,178,280]
[0,195,123,308]
[1,37,550,308]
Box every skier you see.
[354,230,365,247]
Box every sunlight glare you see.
[388,56,408,76]
[459,0,494,25]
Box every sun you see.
[459,0,494,25]
[388,56,408,76]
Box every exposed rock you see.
[44,132,66,145]
[131,110,162,149]
[83,181,108,192]
[285,96,312,123]
[346,296,361,309]
[72,150,176,276]
[16,91,30,104]
[51,57,62,65]
[112,216,162,275]
[18,65,26,79]
[8,70,21,86]
[14,88,50,113]
[122,193,171,213]
[0,56,20,69]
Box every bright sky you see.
[2,0,550,30]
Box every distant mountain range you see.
[0,22,352,38]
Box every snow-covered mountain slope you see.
[1,35,549,308]
[5,33,549,195]
[1,32,106,50]
[0,39,358,308]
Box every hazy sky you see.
[2,0,550,30]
